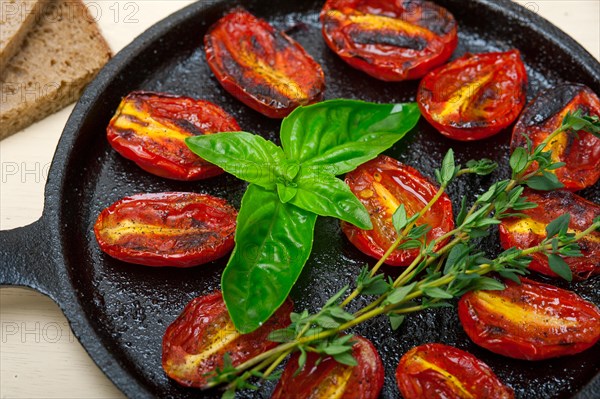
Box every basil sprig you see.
[186,99,420,333]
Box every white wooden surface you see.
[1,1,598,397]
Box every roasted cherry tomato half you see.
[271,335,384,399]
[106,91,240,181]
[511,83,600,190]
[321,0,457,81]
[499,189,600,280]
[94,192,237,267]
[162,291,292,388]
[396,343,513,399]
[459,278,600,360]
[418,50,527,141]
[204,9,325,118]
[342,156,454,266]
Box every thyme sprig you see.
[206,112,599,397]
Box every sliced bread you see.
[0,0,51,71]
[0,0,111,139]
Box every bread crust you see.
[0,0,111,139]
[0,0,52,71]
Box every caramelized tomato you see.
[162,291,292,388]
[499,189,600,280]
[271,335,384,399]
[396,344,514,399]
[458,278,600,360]
[321,0,457,81]
[418,50,527,141]
[94,193,237,267]
[396,343,513,399]
[342,156,454,266]
[107,91,240,181]
[204,9,325,118]
[511,83,600,190]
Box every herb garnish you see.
[196,110,599,398]
[187,99,420,333]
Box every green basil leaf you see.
[280,100,420,174]
[276,183,297,203]
[186,132,284,189]
[290,168,372,229]
[222,184,317,333]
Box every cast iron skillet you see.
[1,0,599,397]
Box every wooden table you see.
[1,1,598,397]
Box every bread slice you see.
[0,0,51,71]
[0,0,111,139]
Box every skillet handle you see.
[0,218,58,297]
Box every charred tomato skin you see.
[396,343,513,399]
[418,49,527,141]
[510,83,600,190]
[458,278,600,360]
[271,335,384,399]
[204,9,325,118]
[107,91,240,181]
[321,0,458,81]
[162,291,293,388]
[499,189,600,280]
[342,155,454,266]
[94,192,237,267]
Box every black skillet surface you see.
[1,0,599,398]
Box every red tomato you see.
[106,91,240,181]
[162,291,292,388]
[94,192,237,267]
[271,335,384,399]
[418,50,527,141]
[458,278,600,360]
[396,343,513,399]
[499,189,600,280]
[321,0,457,81]
[510,83,600,190]
[204,9,325,118]
[342,156,454,266]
